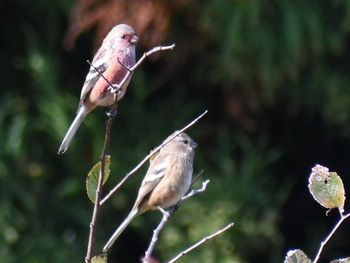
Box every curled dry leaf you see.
[308,164,345,214]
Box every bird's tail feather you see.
[103,208,138,252]
[58,106,87,154]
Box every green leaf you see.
[86,156,111,203]
[308,164,345,214]
[91,254,107,263]
[284,249,311,263]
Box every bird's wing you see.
[133,155,170,208]
[79,48,109,103]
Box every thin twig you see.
[182,179,210,201]
[100,110,208,205]
[108,44,176,94]
[131,44,175,71]
[143,207,175,261]
[313,212,350,263]
[189,169,204,189]
[84,44,175,263]
[168,223,234,263]
[86,60,120,94]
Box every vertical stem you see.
[85,102,117,263]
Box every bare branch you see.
[143,206,175,261]
[167,223,234,263]
[131,44,176,71]
[189,169,204,188]
[182,179,210,201]
[108,44,176,94]
[313,212,350,263]
[100,110,208,205]
[85,106,115,263]
[86,60,120,95]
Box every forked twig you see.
[86,60,118,94]
[142,178,210,260]
[143,206,174,261]
[108,44,176,94]
[182,179,210,201]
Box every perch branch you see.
[142,177,210,261]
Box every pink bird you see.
[58,24,138,154]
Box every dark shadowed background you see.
[1,0,350,262]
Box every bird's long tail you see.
[58,106,88,154]
[103,208,138,253]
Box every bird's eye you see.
[183,139,189,145]
[120,34,126,39]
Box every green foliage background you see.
[1,0,350,262]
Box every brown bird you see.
[103,132,198,252]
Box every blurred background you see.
[1,0,350,262]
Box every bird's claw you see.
[157,206,176,218]
[107,108,117,117]
[108,84,121,95]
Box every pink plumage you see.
[58,24,138,154]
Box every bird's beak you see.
[130,34,139,44]
[191,141,198,149]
